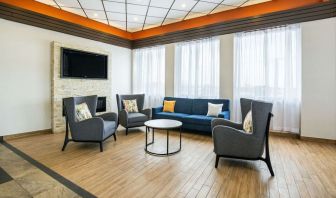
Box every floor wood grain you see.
[7,128,336,198]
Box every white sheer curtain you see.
[174,37,220,98]
[132,46,165,108]
[233,25,301,133]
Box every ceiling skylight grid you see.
[35,0,272,32]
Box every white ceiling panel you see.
[147,7,168,18]
[172,0,197,12]
[242,0,271,7]
[110,20,126,30]
[192,1,217,13]
[62,7,86,17]
[162,18,182,25]
[104,1,125,12]
[107,12,126,21]
[127,4,147,15]
[167,10,188,20]
[143,23,160,30]
[35,0,273,32]
[127,22,143,32]
[55,0,80,8]
[85,10,106,19]
[150,0,175,8]
[145,16,164,25]
[79,0,104,10]
[127,0,150,6]
[36,0,57,6]
[222,0,246,6]
[211,4,236,14]
[106,0,125,3]
[199,0,223,3]
[127,14,146,25]
[93,18,109,24]
[185,12,207,20]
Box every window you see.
[174,37,220,98]
[234,24,301,133]
[133,46,165,108]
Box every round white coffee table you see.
[144,119,182,156]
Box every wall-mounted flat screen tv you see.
[61,48,108,79]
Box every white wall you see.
[0,18,132,136]
[301,17,336,140]
[219,34,234,117]
[165,43,174,97]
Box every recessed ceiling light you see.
[181,3,186,8]
[134,17,138,21]
[93,13,98,17]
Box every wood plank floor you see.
[7,128,336,198]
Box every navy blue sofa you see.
[152,97,230,133]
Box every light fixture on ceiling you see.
[181,3,186,8]
[93,13,98,17]
[134,17,138,21]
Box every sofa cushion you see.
[75,103,92,122]
[192,99,229,115]
[123,99,139,113]
[164,97,193,114]
[154,112,189,121]
[183,115,214,126]
[128,112,148,123]
[163,100,176,113]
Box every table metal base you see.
[145,126,182,156]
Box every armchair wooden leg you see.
[126,128,128,136]
[62,122,69,151]
[99,142,103,152]
[215,155,220,168]
[265,157,274,176]
[61,139,68,151]
[113,133,117,141]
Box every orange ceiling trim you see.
[0,0,325,41]
[132,0,324,40]
[0,0,132,39]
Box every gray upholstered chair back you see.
[240,98,253,121]
[249,100,273,157]
[63,95,98,126]
[116,94,145,112]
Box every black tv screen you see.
[61,48,108,79]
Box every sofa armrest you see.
[211,118,243,130]
[140,109,151,119]
[96,112,118,122]
[218,111,230,119]
[96,112,118,129]
[152,106,163,115]
[212,126,259,157]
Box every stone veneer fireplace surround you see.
[51,42,112,133]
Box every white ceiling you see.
[35,0,272,32]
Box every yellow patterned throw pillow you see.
[243,110,253,133]
[75,103,92,122]
[163,100,176,113]
[123,99,139,113]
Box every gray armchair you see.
[116,94,150,135]
[62,95,118,152]
[211,98,274,176]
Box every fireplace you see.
[96,97,107,113]
[62,96,106,116]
